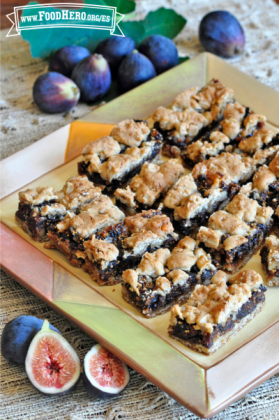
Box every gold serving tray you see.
[1,53,279,418]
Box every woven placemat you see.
[1,0,279,418]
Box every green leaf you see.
[178,56,190,65]
[122,7,186,44]
[20,0,135,58]
[84,0,136,15]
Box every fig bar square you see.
[260,235,279,286]
[241,152,279,211]
[114,159,184,214]
[121,237,217,318]
[168,269,266,355]
[78,119,163,193]
[47,195,125,267]
[82,210,178,286]
[197,193,274,272]
[163,152,255,236]
[181,109,277,167]
[152,79,234,156]
[15,175,101,242]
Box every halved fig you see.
[83,344,130,399]
[25,320,81,395]
[1,315,60,365]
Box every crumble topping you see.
[99,145,152,182]
[110,119,150,147]
[59,176,101,211]
[223,102,246,121]
[82,136,121,160]
[253,146,279,166]
[252,165,277,192]
[115,159,184,207]
[56,195,125,239]
[40,203,67,217]
[169,269,263,333]
[19,187,58,206]
[242,114,266,137]
[269,153,279,178]
[174,193,207,221]
[208,210,250,236]
[225,194,259,223]
[197,227,223,249]
[171,87,199,111]
[84,236,119,264]
[238,126,274,154]
[172,111,210,138]
[197,193,274,251]
[192,153,254,186]
[163,173,197,209]
[124,211,174,237]
[122,236,214,296]
[152,107,209,132]
[186,132,231,162]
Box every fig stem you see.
[41,320,50,332]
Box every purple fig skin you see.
[83,371,115,399]
[49,45,91,77]
[1,315,60,365]
[95,37,135,71]
[199,11,245,58]
[33,72,80,114]
[138,35,178,74]
[117,50,156,93]
[71,54,111,103]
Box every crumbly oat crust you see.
[114,159,184,208]
[169,269,263,334]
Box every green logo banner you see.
[6,3,125,37]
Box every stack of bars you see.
[15,80,279,355]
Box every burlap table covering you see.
[1,0,279,418]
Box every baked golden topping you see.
[56,195,125,239]
[269,153,279,178]
[81,136,121,160]
[59,176,102,210]
[122,237,214,296]
[252,166,277,192]
[19,187,58,206]
[125,211,174,236]
[110,119,150,147]
[192,153,254,185]
[169,269,263,333]
[98,146,152,182]
[115,159,184,207]
[239,126,274,154]
[164,173,197,209]
[84,236,119,262]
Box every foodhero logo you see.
[6,3,125,37]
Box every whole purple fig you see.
[49,45,91,77]
[71,54,111,103]
[199,11,245,58]
[95,37,135,71]
[33,72,80,114]
[138,35,178,74]
[117,50,156,93]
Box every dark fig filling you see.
[16,200,64,239]
[48,211,178,283]
[78,130,163,193]
[249,180,279,211]
[123,268,216,314]
[171,284,266,349]
[200,222,273,269]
